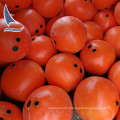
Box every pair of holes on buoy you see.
[35,25,43,34]
[12,37,21,52]
[27,100,39,108]
[88,45,96,52]
[74,64,83,73]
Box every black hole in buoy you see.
[35,29,39,33]
[15,5,19,8]
[34,101,39,106]
[93,49,96,52]
[54,40,56,44]
[105,8,108,9]
[12,46,19,52]
[88,45,92,49]
[32,38,35,41]
[11,64,15,68]
[40,25,43,28]
[85,0,87,1]
[16,38,21,42]
[74,64,77,68]
[111,4,114,7]
[90,0,92,2]
[116,101,119,106]
[0,117,3,120]
[6,110,11,114]
[27,101,31,107]
[105,14,109,17]
[80,68,82,73]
